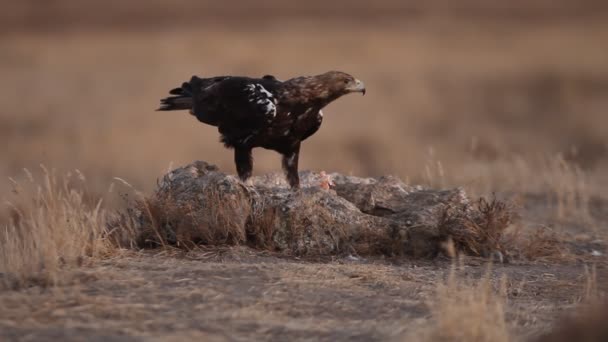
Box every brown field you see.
[1,1,608,341]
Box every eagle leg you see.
[281,143,301,189]
[234,147,253,183]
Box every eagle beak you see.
[351,79,366,95]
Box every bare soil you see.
[1,250,606,341]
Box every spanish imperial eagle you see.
[158,71,366,188]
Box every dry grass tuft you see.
[246,204,279,250]
[409,265,510,342]
[121,182,252,249]
[543,154,595,228]
[0,167,112,290]
[437,196,572,261]
[438,196,515,257]
[505,225,571,261]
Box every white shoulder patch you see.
[244,83,277,119]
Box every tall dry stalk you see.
[408,264,511,342]
[1,166,111,289]
[543,154,594,228]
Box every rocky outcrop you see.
[129,161,509,258]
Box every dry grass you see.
[0,167,112,289]
[509,225,572,261]
[123,189,379,257]
[542,155,596,229]
[438,196,515,258]
[407,265,510,342]
[122,188,521,260]
[437,191,595,262]
[534,265,608,342]
[114,184,252,249]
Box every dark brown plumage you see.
[158,71,366,188]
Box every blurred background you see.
[1,0,607,201]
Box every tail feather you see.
[169,82,193,96]
[157,95,192,111]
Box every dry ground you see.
[1,1,608,341]
[1,250,607,342]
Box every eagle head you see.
[280,71,366,107]
[318,71,366,97]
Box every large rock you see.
[130,161,506,258]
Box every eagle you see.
[158,71,366,188]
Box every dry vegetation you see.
[1,167,112,290]
[1,1,608,341]
[406,265,511,342]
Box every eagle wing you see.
[186,76,281,146]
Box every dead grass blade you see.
[0,167,112,290]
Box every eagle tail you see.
[157,95,192,111]
[157,82,194,111]
[169,81,193,96]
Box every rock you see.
[129,161,507,258]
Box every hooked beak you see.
[349,79,366,95]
